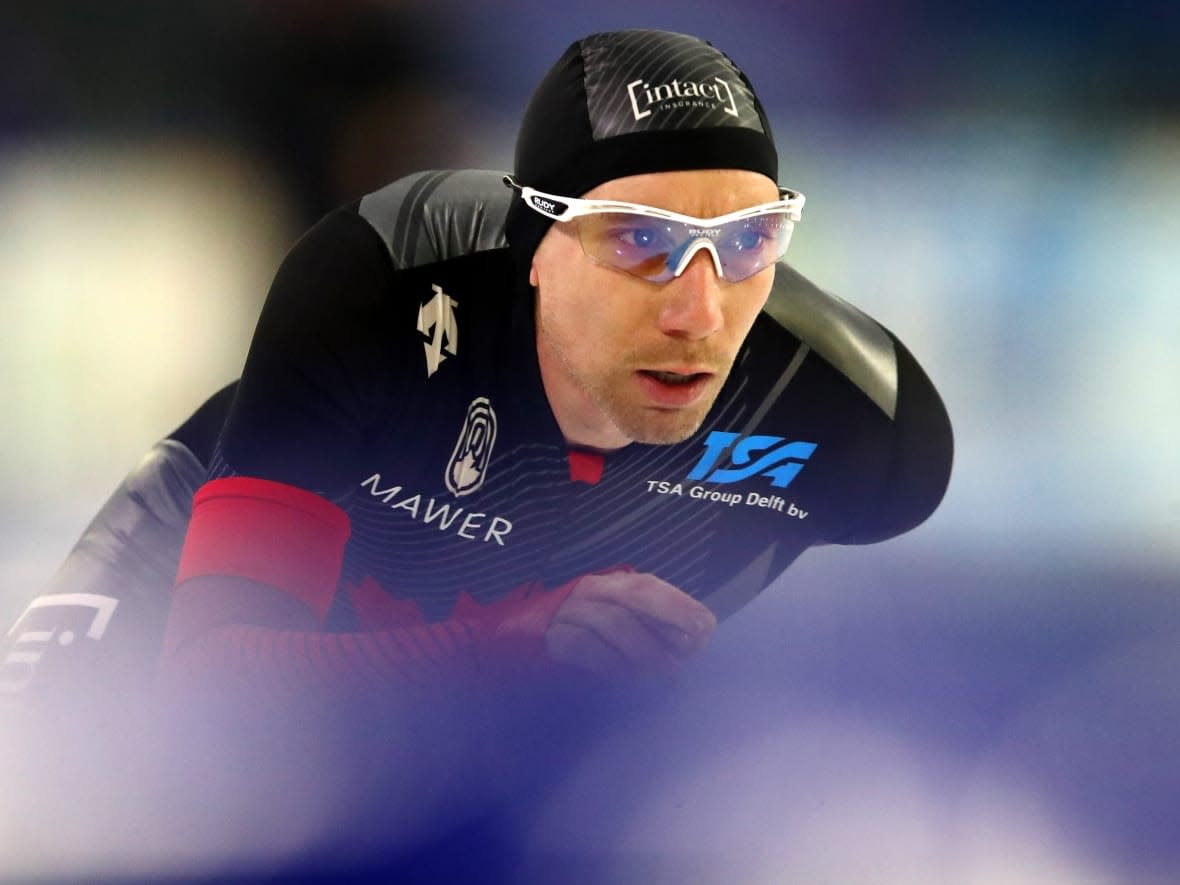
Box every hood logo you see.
[688,431,817,489]
[418,283,458,378]
[626,77,739,122]
[446,397,497,497]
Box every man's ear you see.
[529,259,539,288]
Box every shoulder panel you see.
[0,438,205,700]
[763,264,898,419]
[358,169,511,269]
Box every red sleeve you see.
[176,477,351,623]
[164,476,604,700]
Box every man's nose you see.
[657,248,724,340]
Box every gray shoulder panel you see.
[358,169,511,269]
[763,263,898,419]
[54,438,205,597]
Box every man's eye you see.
[733,229,766,251]
[621,227,662,248]
[729,218,787,252]
[603,224,671,253]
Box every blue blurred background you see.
[2,1,1177,882]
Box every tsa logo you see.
[445,397,497,497]
[688,431,817,489]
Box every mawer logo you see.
[446,397,497,497]
[688,431,817,489]
[417,283,458,378]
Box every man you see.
[158,27,952,699]
[1,29,952,879]
[4,29,951,703]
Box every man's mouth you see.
[635,369,715,407]
[640,369,711,386]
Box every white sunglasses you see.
[505,174,804,283]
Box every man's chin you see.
[612,405,710,446]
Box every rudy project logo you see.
[446,397,497,497]
[418,283,458,378]
[688,431,817,489]
[626,77,739,122]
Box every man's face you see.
[530,168,781,450]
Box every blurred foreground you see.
[2,3,1178,882]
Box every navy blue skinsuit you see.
[1,169,952,702]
